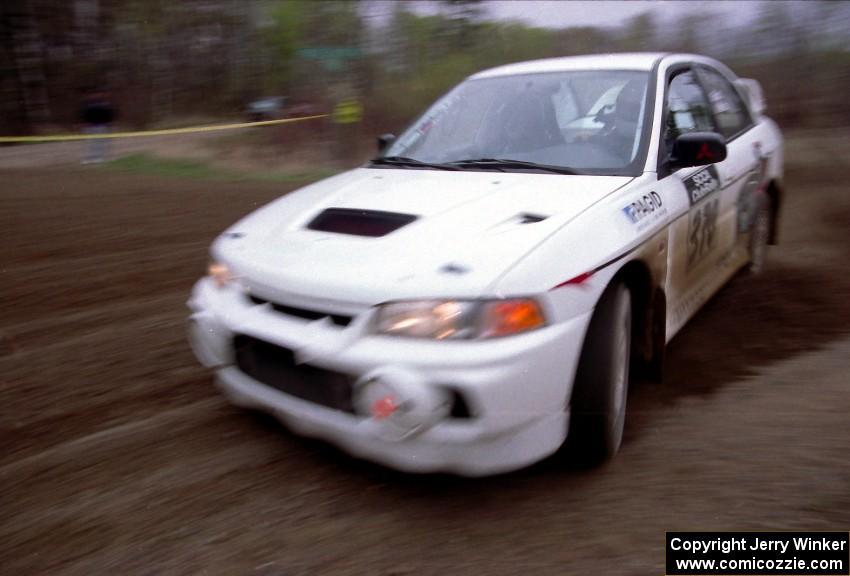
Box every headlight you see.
[374,298,545,339]
[207,261,234,288]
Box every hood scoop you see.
[306,208,418,237]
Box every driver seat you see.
[499,88,563,154]
[607,80,645,162]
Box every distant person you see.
[80,89,115,164]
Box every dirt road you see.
[2,132,849,574]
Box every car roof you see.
[470,52,671,79]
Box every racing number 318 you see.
[687,197,719,268]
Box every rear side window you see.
[696,66,753,139]
[664,70,715,152]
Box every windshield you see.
[382,70,651,175]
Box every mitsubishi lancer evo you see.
[188,53,783,476]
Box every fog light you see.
[355,366,450,440]
[371,395,400,420]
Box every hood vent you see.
[517,212,547,224]
[306,208,418,237]
[487,212,550,234]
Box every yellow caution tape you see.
[0,114,328,143]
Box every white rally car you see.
[188,53,783,476]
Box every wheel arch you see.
[566,257,663,461]
[765,179,782,245]
[609,258,666,378]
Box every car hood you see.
[215,167,632,304]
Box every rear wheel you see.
[567,281,632,464]
[748,192,771,275]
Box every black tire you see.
[567,281,632,465]
[747,192,771,275]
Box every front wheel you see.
[747,192,771,275]
[567,281,632,464]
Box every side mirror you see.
[377,133,395,153]
[668,132,727,169]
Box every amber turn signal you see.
[481,299,546,338]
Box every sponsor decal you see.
[685,164,720,206]
[684,166,721,269]
[394,92,462,150]
[622,191,666,230]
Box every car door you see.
[694,64,761,261]
[655,66,738,337]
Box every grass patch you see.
[106,154,226,179]
[105,153,339,183]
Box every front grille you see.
[234,335,355,413]
[248,295,352,327]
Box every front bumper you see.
[188,278,591,476]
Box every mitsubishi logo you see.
[696,142,714,161]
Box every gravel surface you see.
[2,133,849,574]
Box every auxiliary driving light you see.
[354,366,450,440]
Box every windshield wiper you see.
[370,156,461,171]
[447,158,578,175]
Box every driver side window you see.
[664,70,716,153]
